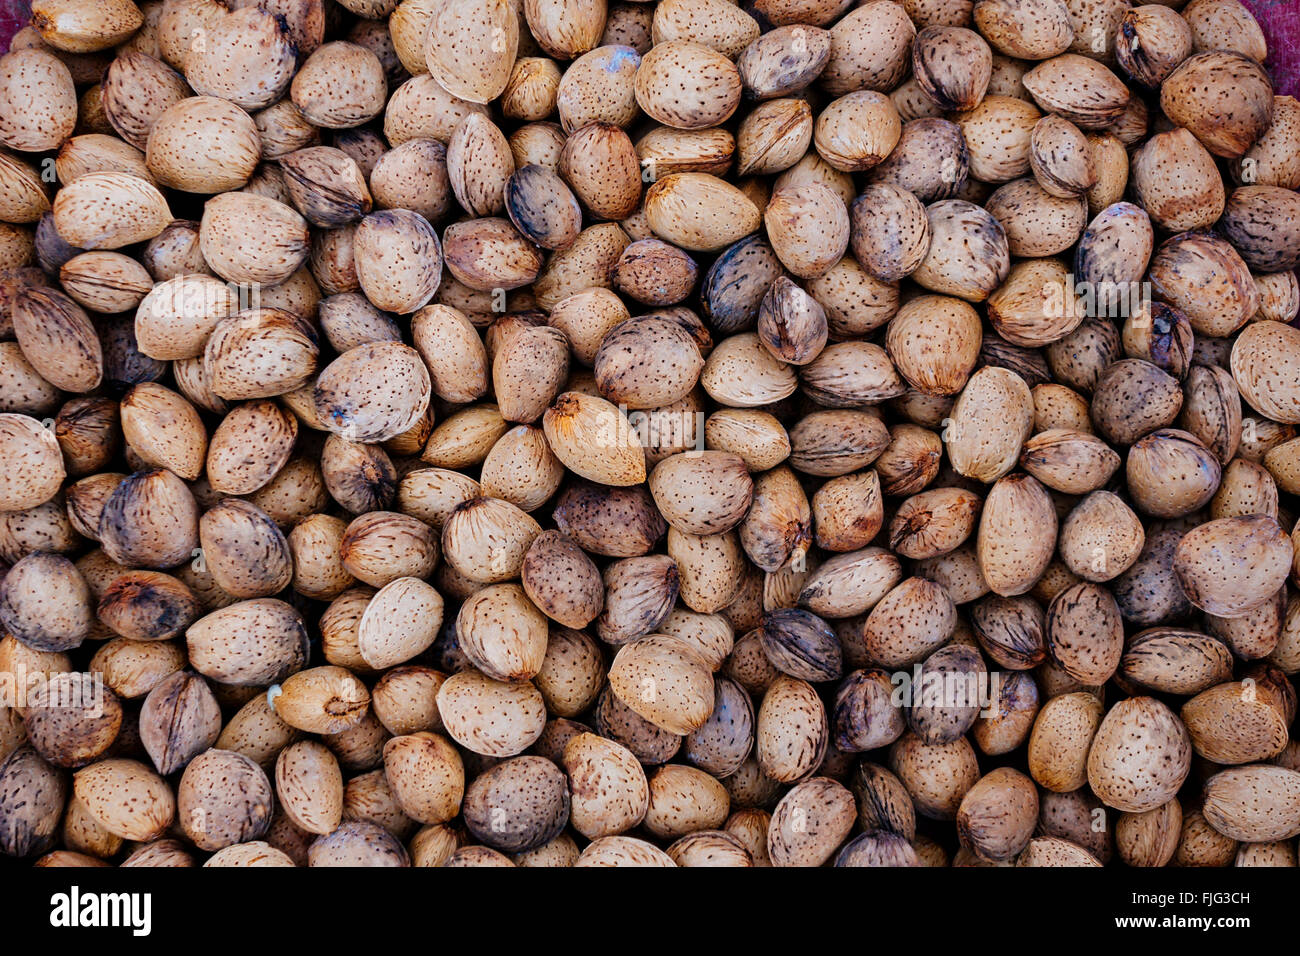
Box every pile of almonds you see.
[0,0,1297,869]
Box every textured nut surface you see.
[0,0,1295,877]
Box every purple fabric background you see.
[0,0,28,54]
[1242,0,1300,97]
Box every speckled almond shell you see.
[313,342,430,444]
[1219,185,1300,274]
[1085,696,1192,813]
[0,48,77,152]
[101,51,191,152]
[1232,321,1300,426]
[755,675,829,783]
[0,552,92,652]
[977,472,1057,596]
[523,0,606,60]
[850,183,930,282]
[425,0,518,104]
[562,732,648,839]
[443,217,543,292]
[0,152,50,224]
[58,251,152,314]
[186,598,309,686]
[764,181,849,279]
[31,0,143,53]
[203,308,319,401]
[815,90,900,173]
[455,582,547,682]
[352,209,442,314]
[505,163,581,250]
[1045,580,1123,684]
[379,733,465,822]
[206,400,298,495]
[634,40,741,130]
[51,172,172,251]
[991,176,1089,258]
[0,745,67,858]
[1028,115,1094,198]
[437,669,546,757]
[596,553,680,645]
[177,748,273,851]
[11,285,102,394]
[199,192,310,286]
[1019,428,1120,494]
[1022,53,1130,129]
[96,569,201,642]
[1072,208,1153,324]
[885,295,983,397]
[557,122,641,222]
[338,511,438,590]
[198,499,293,598]
[462,755,569,853]
[700,332,798,407]
[446,112,513,217]
[1180,679,1289,764]
[736,24,831,100]
[274,740,343,836]
[821,2,913,95]
[1173,513,1292,619]
[1201,765,1300,842]
[913,26,993,111]
[541,391,646,486]
[643,763,729,839]
[651,0,759,58]
[956,766,1038,862]
[736,98,812,178]
[184,7,297,112]
[308,820,410,867]
[273,664,370,736]
[120,382,207,481]
[504,56,563,123]
[973,0,1074,60]
[279,146,373,229]
[146,96,261,194]
[608,633,714,736]
[533,221,630,309]
[1160,51,1273,159]
[594,315,703,409]
[649,450,753,536]
[890,731,980,821]
[913,199,1010,301]
[383,73,489,146]
[768,777,855,866]
[951,95,1039,186]
[73,758,173,842]
[98,468,200,571]
[1125,429,1221,518]
[948,366,1034,481]
[139,671,221,776]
